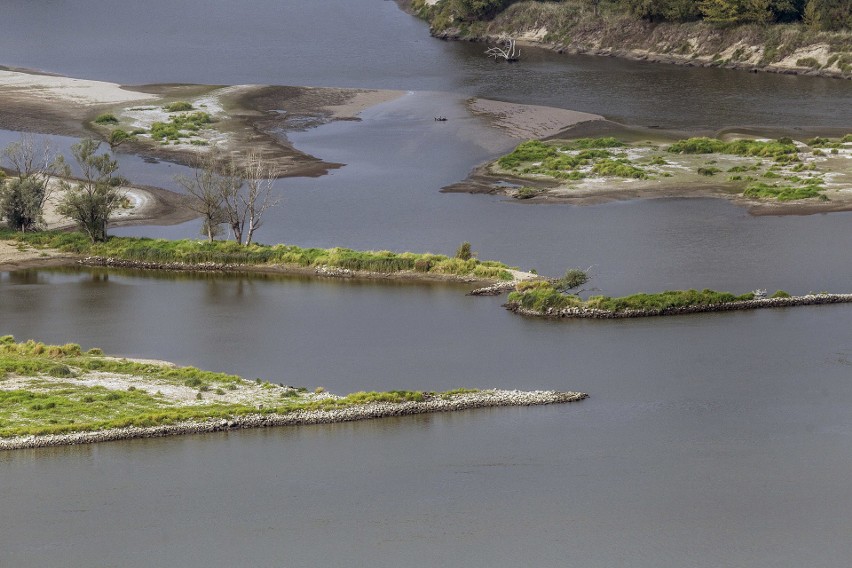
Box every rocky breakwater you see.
[507,293,852,319]
[79,257,248,272]
[0,389,587,451]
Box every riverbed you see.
[2,0,852,566]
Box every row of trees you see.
[1,136,280,245]
[175,151,279,246]
[443,0,851,30]
[0,137,130,242]
[626,0,851,28]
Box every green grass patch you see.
[0,337,493,438]
[743,182,824,201]
[94,113,118,125]
[0,231,515,281]
[508,284,755,314]
[150,112,212,142]
[591,159,647,179]
[669,137,797,159]
[163,101,194,112]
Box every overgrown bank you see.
[506,281,852,318]
[0,231,518,283]
[0,337,587,449]
[408,0,852,79]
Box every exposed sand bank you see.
[468,98,603,139]
[0,67,404,177]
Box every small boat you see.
[434,116,447,122]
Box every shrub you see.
[455,241,474,260]
[514,186,542,199]
[796,57,821,68]
[108,129,132,147]
[554,268,589,292]
[498,140,557,169]
[771,290,791,298]
[164,101,194,112]
[94,114,118,124]
[591,159,647,179]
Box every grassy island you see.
[488,134,852,207]
[0,336,586,449]
[506,281,852,318]
[1,231,517,282]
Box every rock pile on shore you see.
[467,282,518,296]
[0,389,587,451]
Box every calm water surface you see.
[2,0,852,566]
[3,270,852,567]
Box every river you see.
[2,0,852,566]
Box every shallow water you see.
[3,0,852,566]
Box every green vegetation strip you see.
[0,337,491,439]
[0,231,515,281]
[507,281,797,315]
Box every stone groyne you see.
[507,293,852,319]
[0,389,587,451]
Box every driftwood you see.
[486,39,520,62]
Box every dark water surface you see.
[3,269,852,567]
[3,0,852,566]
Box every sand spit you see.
[468,98,603,139]
[508,294,852,319]
[0,389,587,451]
[0,67,403,177]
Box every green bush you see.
[163,101,194,112]
[498,140,557,169]
[743,182,823,201]
[591,159,647,179]
[94,114,118,124]
[770,290,792,298]
[455,241,474,260]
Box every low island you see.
[0,336,587,450]
[447,133,852,214]
[506,280,852,319]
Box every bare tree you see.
[174,152,234,242]
[219,150,280,246]
[0,135,69,231]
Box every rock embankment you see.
[507,293,852,319]
[467,282,518,296]
[0,389,587,451]
[77,257,493,284]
